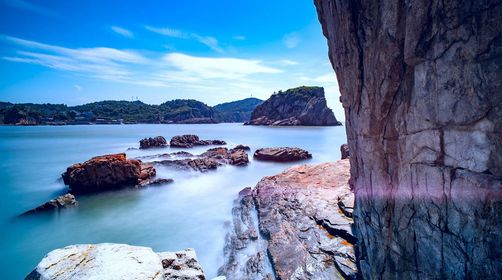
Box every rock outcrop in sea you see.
[25,243,210,280]
[170,134,226,148]
[140,136,168,149]
[22,194,78,215]
[220,160,357,279]
[253,147,312,162]
[315,0,502,278]
[245,86,341,126]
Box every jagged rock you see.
[170,134,226,148]
[139,136,168,149]
[155,158,222,172]
[245,86,341,126]
[230,144,250,151]
[221,160,357,280]
[253,147,312,162]
[340,144,349,159]
[315,0,502,279]
[228,150,249,166]
[22,194,78,215]
[137,178,174,188]
[136,151,194,161]
[153,147,249,170]
[61,153,156,194]
[25,243,208,280]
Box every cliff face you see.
[246,86,341,126]
[314,0,502,279]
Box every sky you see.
[0,0,344,120]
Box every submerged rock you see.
[230,144,250,151]
[253,147,312,162]
[153,147,249,171]
[22,194,78,215]
[61,153,156,194]
[170,134,226,148]
[221,160,357,280]
[139,136,168,149]
[155,158,222,172]
[25,243,208,280]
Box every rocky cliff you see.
[245,86,341,126]
[213,98,263,123]
[314,0,502,279]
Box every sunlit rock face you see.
[314,0,502,279]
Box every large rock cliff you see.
[246,86,341,126]
[314,0,502,279]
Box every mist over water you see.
[0,123,346,279]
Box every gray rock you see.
[139,136,168,149]
[340,144,350,159]
[253,147,312,162]
[170,135,226,148]
[22,194,78,215]
[314,0,502,279]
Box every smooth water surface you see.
[0,123,346,279]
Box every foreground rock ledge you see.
[220,160,358,279]
[25,243,212,280]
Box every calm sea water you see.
[0,123,346,279]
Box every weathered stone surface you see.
[221,160,357,280]
[22,194,78,215]
[170,134,226,148]
[230,144,250,151]
[25,244,209,280]
[155,158,222,172]
[62,153,156,194]
[139,136,168,149]
[153,147,249,170]
[137,178,174,188]
[246,86,341,126]
[314,0,502,279]
[340,144,350,159]
[253,147,312,162]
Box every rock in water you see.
[245,86,341,126]
[230,144,250,151]
[253,147,312,162]
[22,194,78,215]
[340,144,349,159]
[62,153,156,194]
[139,136,168,149]
[221,160,357,280]
[170,134,226,148]
[314,0,502,279]
[25,243,207,280]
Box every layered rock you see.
[139,136,168,149]
[170,134,226,148]
[315,0,502,278]
[253,147,312,162]
[153,147,249,171]
[245,86,341,126]
[25,243,207,280]
[230,145,250,151]
[62,153,156,194]
[22,194,78,215]
[220,160,358,279]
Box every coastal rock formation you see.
[253,147,312,162]
[170,134,226,148]
[245,86,341,126]
[153,147,249,171]
[139,136,168,149]
[62,153,156,194]
[220,160,357,279]
[25,243,207,280]
[230,144,250,151]
[340,144,350,160]
[315,0,502,278]
[156,158,222,172]
[22,194,78,215]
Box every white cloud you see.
[277,59,299,66]
[74,85,83,91]
[144,26,187,39]
[1,0,57,17]
[313,73,338,84]
[232,35,246,41]
[283,33,300,48]
[145,25,225,53]
[111,26,134,38]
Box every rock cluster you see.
[153,147,249,171]
[220,160,357,280]
[315,0,502,278]
[231,144,250,151]
[245,86,341,126]
[61,153,157,194]
[253,147,312,162]
[22,194,78,215]
[139,136,168,149]
[170,134,226,148]
[25,243,209,280]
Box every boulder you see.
[253,147,312,162]
[61,153,156,194]
[22,194,78,215]
[340,144,350,159]
[25,243,207,280]
[155,158,221,172]
[230,144,250,151]
[170,134,226,148]
[139,136,168,149]
[228,150,249,166]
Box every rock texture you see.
[170,135,226,148]
[340,144,350,160]
[22,194,78,215]
[140,136,168,149]
[253,147,312,162]
[245,86,341,126]
[315,0,502,279]
[153,147,249,171]
[25,243,207,280]
[220,160,358,280]
[62,153,156,194]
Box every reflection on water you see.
[0,123,346,278]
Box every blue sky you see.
[0,0,343,119]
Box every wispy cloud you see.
[145,25,225,53]
[232,35,246,41]
[283,33,300,49]
[276,59,299,66]
[74,85,83,92]
[1,0,57,17]
[110,26,134,38]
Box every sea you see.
[0,123,346,279]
